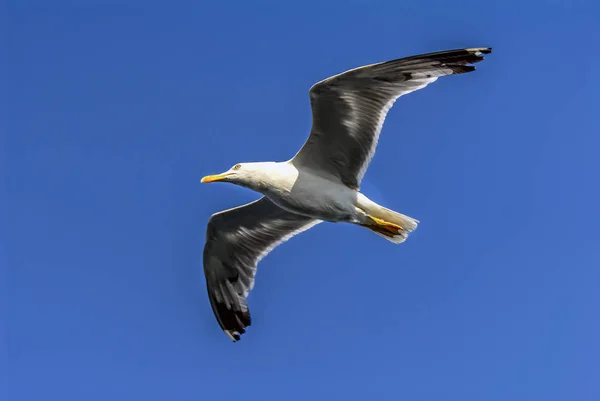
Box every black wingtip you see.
[225,329,242,342]
[464,47,492,61]
[208,294,252,342]
[443,48,492,74]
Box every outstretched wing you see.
[203,196,320,341]
[292,47,492,189]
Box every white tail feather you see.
[369,208,419,243]
[356,193,419,244]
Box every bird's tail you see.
[356,194,419,244]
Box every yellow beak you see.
[200,172,233,183]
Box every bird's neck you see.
[249,162,298,194]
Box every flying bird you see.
[201,47,492,341]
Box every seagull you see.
[200,47,492,341]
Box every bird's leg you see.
[367,216,404,234]
[354,207,403,234]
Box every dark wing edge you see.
[310,47,492,90]
[202,197,320,342]
[293,47,492,189]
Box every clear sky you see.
[5,1,600,400]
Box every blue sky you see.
[5,1,600,400]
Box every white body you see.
[263,162,358,222]
[245,161,412,231]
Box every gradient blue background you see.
[5,1,600,400]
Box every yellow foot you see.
[369,216,404,233]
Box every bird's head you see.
[201,162,277,191]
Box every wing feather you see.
[292,47,491,189]
[203,196,320,341]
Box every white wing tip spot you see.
[465,47,491,56]
[224,330,239,341]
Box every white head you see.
[201,162,279,191]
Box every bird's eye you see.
[232,164,242,170]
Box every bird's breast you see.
[265,174,356,222]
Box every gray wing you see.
[203,196,320,342]
[292,47,492,189]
